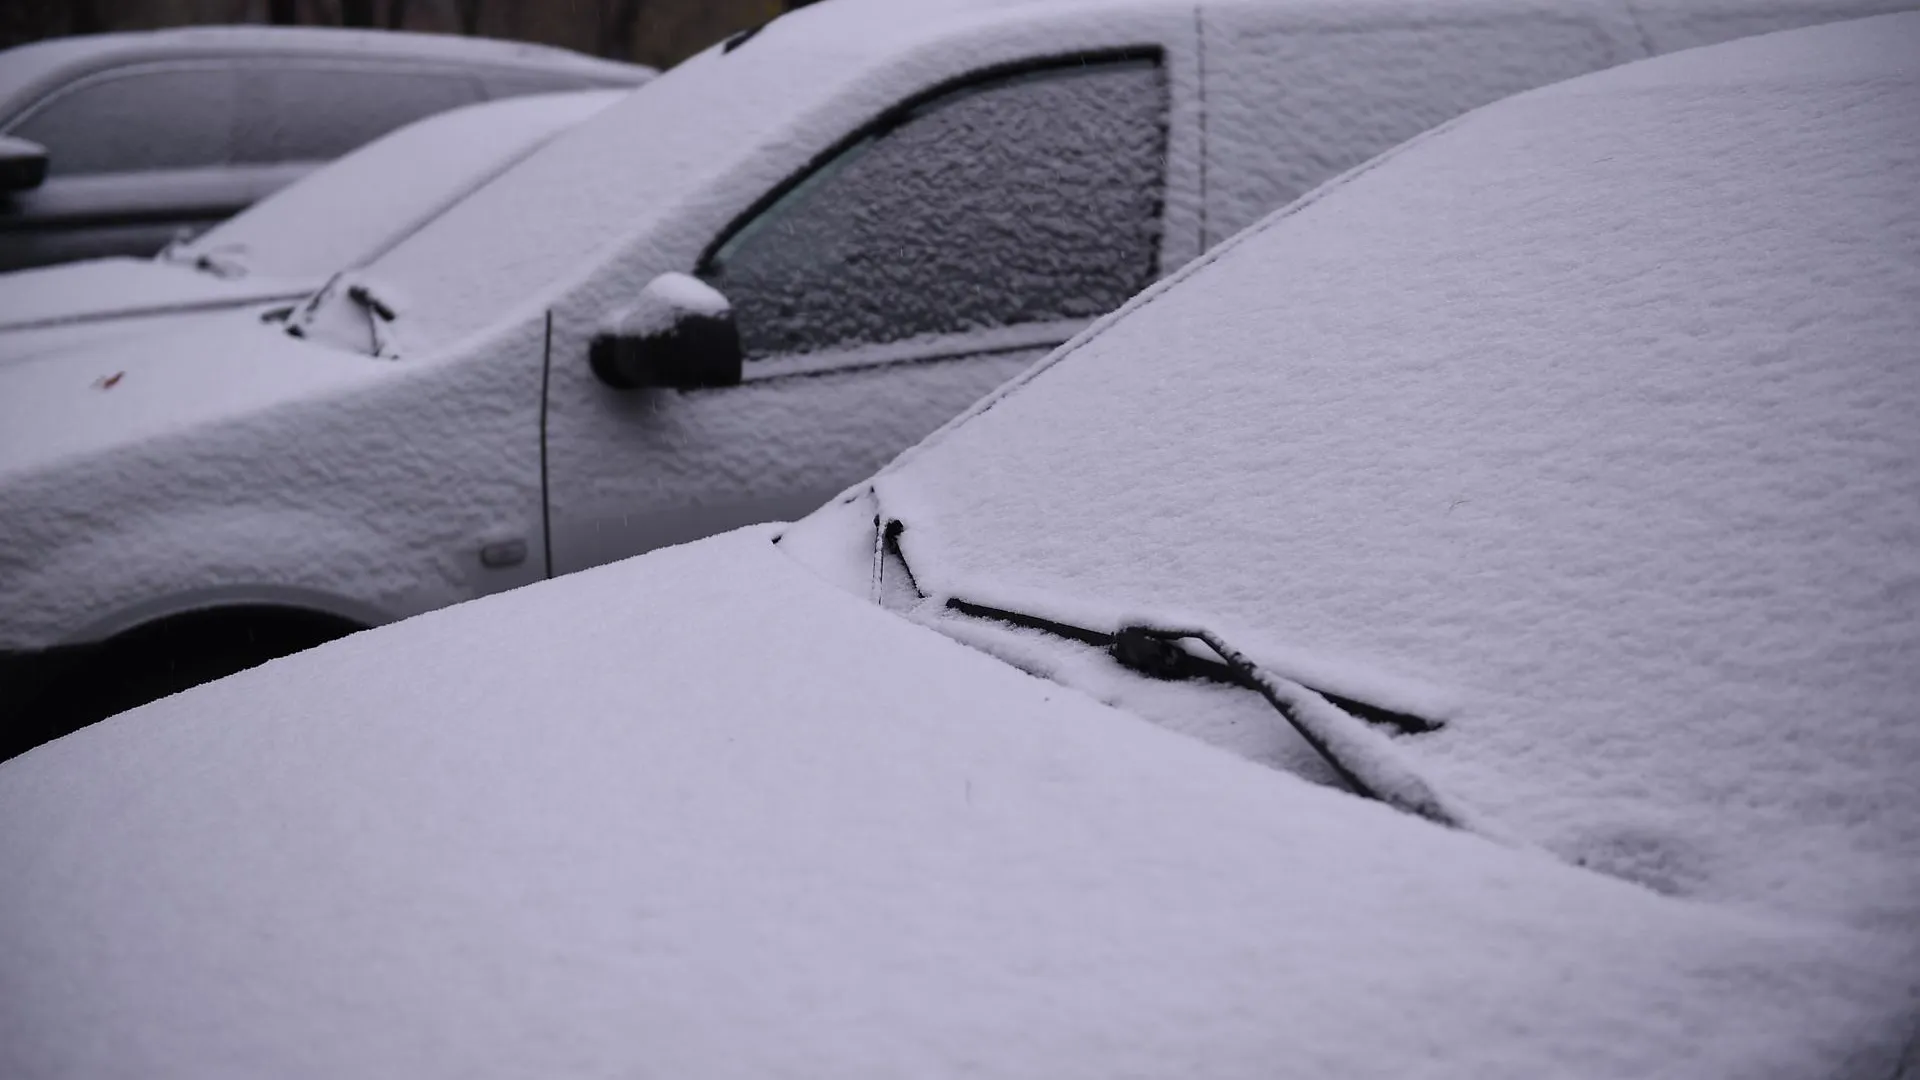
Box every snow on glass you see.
[702,58,1167,360]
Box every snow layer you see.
[166,90,623,281]
[0,257,303,333]
[1626,0,1920,50]
[3,0,1896,658]
[0,312,549,647]
[793,15,1920,941]
[1197,0,1641,246]
[0,91,619,366]
[350,0,1203,355]
[706,58,1166,360]
[0,24,645,122]
[601,270,731,338]
[2,526,1913,1078]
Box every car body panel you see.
[0,525,1911,1078]
[0,26,651,269]
[0,89,625,366]
[0,256,307,333]
[1,0,1904,717]
[783,11,1920,940]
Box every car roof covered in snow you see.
[0,24,648,118]
[781,9,1920,938]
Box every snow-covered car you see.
[0,26,651,271]
[0,89,625,366]
[0,0,1907,759]
[4,15,1916,1076]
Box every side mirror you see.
[0,135,48,193]
[590,272,743,390]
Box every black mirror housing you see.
[590,273,743,390]
[0,135,49,193]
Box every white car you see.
[0,25,651,270]
[0,89,626,366]
[3,15,1914,1076]
[0,0,1906,757]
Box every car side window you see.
[700,55,1168,361]
[235,65,484,164]
[6,66,239,176]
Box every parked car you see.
[0,0,1908,758]
[0,25,651,270]
[3,15,1915,1076]
[0,89,626,366]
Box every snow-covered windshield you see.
[799,15,1920,937]
[161,89,621,281]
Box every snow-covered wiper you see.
[873,517,1484,834]
[284,273,402,358]
[159,240,250,279]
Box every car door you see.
[543,48,1199,575]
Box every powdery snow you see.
[1,526,1913,1078]
[350,0,1206,355]
[165,90,623,281]
[0,311,550,647]
[5,0,1909,672]
[0,256,305,333]
[0,91,618,368]
[0,24,644,122]
[705,57,1167,360]
[600,270,733,338]
[783,14,1920,943]
[1194,0,1918,246]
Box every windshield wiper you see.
[284,274,400,357]
[876,516,1480,833]
[160,241,249,279]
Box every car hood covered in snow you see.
[0,525,1913,1078]
[0,311,390,482]
[0,258,312,364]
[0,90,624,369]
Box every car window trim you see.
[693,45,1169,278]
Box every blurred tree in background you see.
[2,0,784,69]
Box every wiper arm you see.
[944,596,1440,735]
[160,241,249,279]
[876,515,1480,834]
[284,274,400,358]
[947,597,1471,831]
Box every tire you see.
[2,607,360,762]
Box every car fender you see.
[1,505,451,650]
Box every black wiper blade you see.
[945,597,1469,831]
[946,597,1440,736]
[875,513,1474,832]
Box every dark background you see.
[4,0,776,70]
